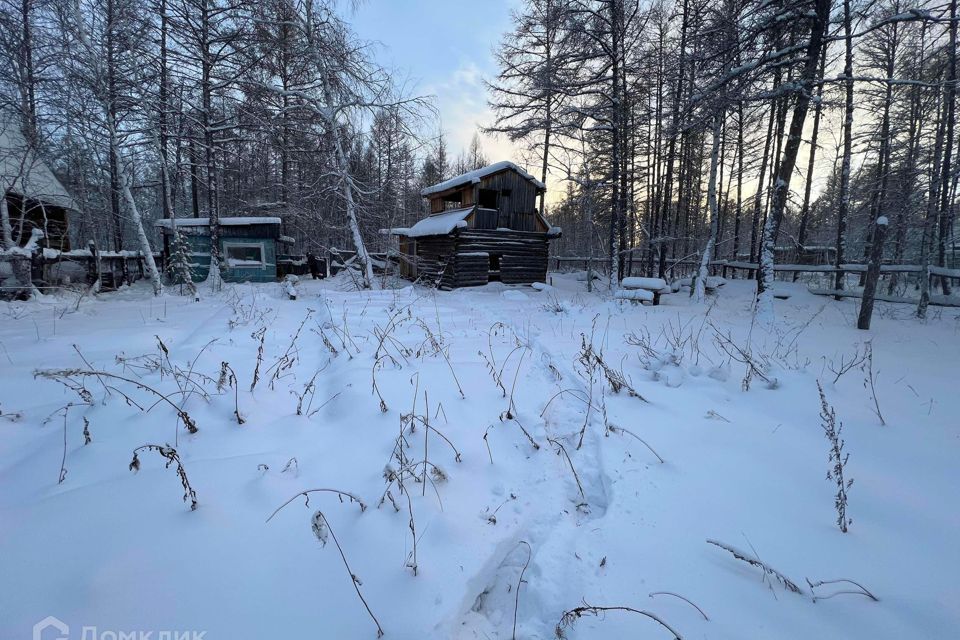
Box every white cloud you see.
[425,61,520,169]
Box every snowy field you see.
[1,274,958,639]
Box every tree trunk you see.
[938,0,957,296]
[732,102,744,268]
[755,0,831,323]
[200,0,223,290]
[19,0,37,146]
[158,0,171,221]
[1,194,14,249]
[696,110,723,303]
[750,96,777,268]
[857,218,888,330]
[607,0,623,290]
[834,0,855,294]
[794,47,827,280]
[106,0,128,284]
[889,26,925,295]
[657,0,689,281]
[918,91,946,318]
[322,75,375,289]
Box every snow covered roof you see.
[402,206,474,238]
[420,161,546,197]
[155,216,282,229]
[0,117,78,210]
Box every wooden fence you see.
[549,256,960,307]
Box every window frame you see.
[223,242,266,268]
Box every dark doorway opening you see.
[488,254,501,281]
[478,189,498,209]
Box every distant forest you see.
[1,0,958,311]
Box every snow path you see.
[1,275,958,639]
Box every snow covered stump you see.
[618,277,668,305]
[283,274,300,300]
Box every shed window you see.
[225,243,265,267]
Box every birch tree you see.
[59,0,164,295]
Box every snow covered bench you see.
[621,277,668,291]
[614,288,654,303]
[620,277,669,304]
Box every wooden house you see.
[1,118,77,251]
[392,161,560,288]
[155,217,292,283]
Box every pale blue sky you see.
[351,0,522,163]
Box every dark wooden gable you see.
[425,164,546,233]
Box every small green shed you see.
[155,217,286,283]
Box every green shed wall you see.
[179,233,277,283]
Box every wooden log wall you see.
[410,228,550,289]
[456,229,549,286]
[453,252,490,287]
[413,235,457,288]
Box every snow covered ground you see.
[1,274,958,639]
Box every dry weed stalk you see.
[484,493,517,525]
[826,344,868,384]
[512,541,532,640]
[648,592,709,620]
[308,509,383,637]
[578,334,647,401]
[372,354,401,412]
[605,423,665,464]
[706,539,804,595]
[547,437,586,502]
[817,382,853,532]
[265,309,314,390]
[36,368,199,434]
[862,342,885,425]
[129,444,198,511]
[555,602,683,639]
[0,403,24,422]
[293,369,322,416]
[483,425,495,464]
[249,327,266,391]
[497,348,540,450]
[45,403,77,484]
[710,323,779,391]
[805,578,878,602]
[267,488,367,522]
[373,307,412,361]
[218,361,244,424]
[416,321,466,399]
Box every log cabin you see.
[392,161,560,288]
